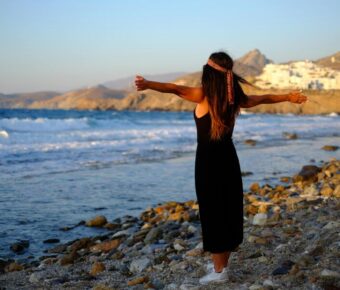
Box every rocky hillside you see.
[315,51,340,71]
[233,49,273,77]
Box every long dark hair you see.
[202,51,252,140]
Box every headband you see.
[207,58,234,105]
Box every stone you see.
[320,269,340,278]
[173,241,186,251]
[127,276,149,286]
[90,262,106,276]
[293,165,321,183]
[185,248,203,257]
[144,226,163,244]
[252,213,267,226]
[249,284,263,290]
[59,250,79,265]
[333,185,340,198]
[250,182,260,192]
[10,240,29,253]
[280,176,290,183]
[86,215,107,227]
[272,260,295,275]
[5,262,24,272]
[320,185,333,197]
[303,184,319,196]
[103,223,120,230]
[322,221,340,230]
[242,171,253,176]
[283,132,298,139]
[93,284,114,290]
[263,279,275,287]
[244,139,257,146]
[90,239,121,253]
[70,237,94,252]
[187,225,197,233]
[322,145,338,151]
[129,257,151,273]
[43,238,60,244]
[111,229,130,239]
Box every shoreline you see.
[1,158,339,289]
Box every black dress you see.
[193,110,244,253]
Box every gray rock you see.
[252,213,267,226]
[320,269,340,278]
[129,257,151,273]
[144,226,163,244]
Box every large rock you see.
[293,165,321,183]
[86,215,107,227]
[144,226,163,244]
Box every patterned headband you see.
[207,58,234,105]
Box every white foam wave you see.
[0,130,9,138]
[0,117,90,132]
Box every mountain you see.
[0,91,59,108]
[233,49,274,77]
[101,72,187,90]
[28,85,126,110]
[314,51,340,71]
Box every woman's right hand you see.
[135,75,149,91]
[288,90,308,104]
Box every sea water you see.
[0,109,339,260]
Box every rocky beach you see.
[0,157,339,290]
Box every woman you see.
[135,51,307,284]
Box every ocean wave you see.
[0,130,9,138]
[0,117,90,132]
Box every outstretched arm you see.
[240,91,308,108]
[135,75,204,103]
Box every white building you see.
[256,60,340,90]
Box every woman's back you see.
[193,105,235,144]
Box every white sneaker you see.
[199,266,229,285]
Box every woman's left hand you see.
[288,90,308,104]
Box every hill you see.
[101,72,187,90]
[314,51,340,71]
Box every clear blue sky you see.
[1,0,339,93]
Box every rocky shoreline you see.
[1,158,339,290]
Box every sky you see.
[0,0,339,93]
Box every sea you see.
[0,108,339,261]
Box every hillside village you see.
[256,60,340,90]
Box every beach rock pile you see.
[0,158,339,290]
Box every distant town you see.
[256,59,340,90]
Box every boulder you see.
[86,215,107,227]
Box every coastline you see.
[1,158,339,289]
[1,88,339,115]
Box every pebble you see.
[127,275,149,286]
[1,158,339,290]
[129,257,151,273]
[90,262,106,276]
[320,269,340,278]
[322,145,338,151]
[252,213,268,225]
